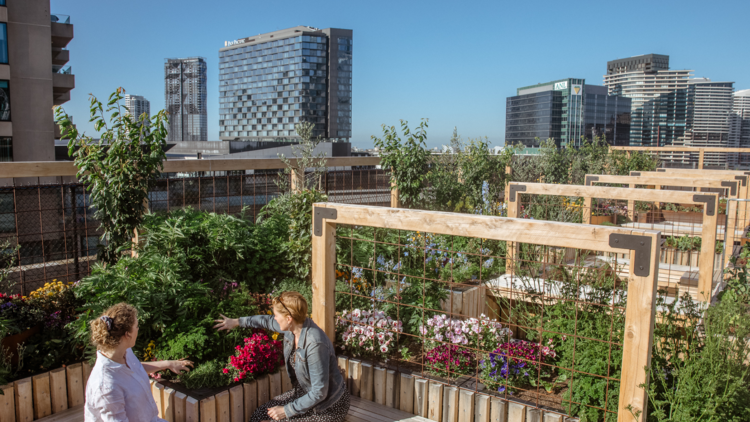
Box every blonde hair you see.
[273,291,308,324]
[90,303,138,352]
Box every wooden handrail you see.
[0,157,383,179]
[311,202,660,422]
[507,182,720,302]
[610,146,750,153]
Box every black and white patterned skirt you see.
[248,383,350,422]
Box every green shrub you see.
[180,359,232,390]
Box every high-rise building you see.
[604,54,692,147]
[505,79,630,149]
[218,26,352,142]
[734,90,750,166]
[165,57,207,142]
[676,79,737,167]
[124,94,150,120]
[0,0,75,162]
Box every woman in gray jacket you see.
[214,291,349,422]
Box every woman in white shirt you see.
[84,303,194,422]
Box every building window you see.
[0,24,6,64]
[0,81,9,121]
[0,137,10,161]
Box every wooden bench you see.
[34,404,84,421]
[347,396,430,422]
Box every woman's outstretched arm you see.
[141,359,194,375]
[214,314,281,332]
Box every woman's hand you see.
[166,359,194,374]
[213,314,240,331]
[267,406,286,421]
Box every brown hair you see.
[90,303,138,351]
[273,291,308,324]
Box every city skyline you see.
[54,0,750,148]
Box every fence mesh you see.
[0,168,391,295]
[333,224,630,421]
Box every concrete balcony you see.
[53,72,75,105]
[52,49,69,67]
[51,21,74,49]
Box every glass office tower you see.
[584,85,631,145]
[219,26,352,142]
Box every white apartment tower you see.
[681,79,737,167]
[604,54,692,146]
[734,90,750,166]
[124,94,150,120]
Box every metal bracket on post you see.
[692,194,717,216]
[609,233,653,277]
[735,175,747,187]
[584,175,599,186]
[630,171,641,176]
[313,207,337,236]
[508,184,526,202]
[721,181,738,196]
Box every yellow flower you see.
[272,332,279,341]
[267,310,273,315]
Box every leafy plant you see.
[180,359,232,389]
[336,309,402,359]
[373,120,431,208]
[480,339,558,393]
[424,344,476,379]
[55,88,168,264]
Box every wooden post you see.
[457,389,474,422]
[698,148,705,169]
[200,396,217,422]
[1,384,15,422]
[398,373,414,413]
[311,204,337,342]
[490,398,507,422]
[348,359,362,397]
[373,366,387,405]
[543,413,564,422]
[256,374,270,408]
[152,381,165,419]
[14,378,33,422]
[360,363,374,401]
[526,408,541,422]
[414,377,428,417]
[229,385,244,422]
[628,183,635,221]
[32,372,52,419]
[66,363,85,407]
[427,381,443,421]
[215,390,230,422]
[504,166,512,206]
[475,394,491,422]
[442,386,458,422]
[724,199,739,271]
[391,181,400,208]
[618,232,660,421]
[82,361,92,391]
[508,403,526,422]
[163,387,176,422]
[186,396,199,422]
[174,392,187,422]
[506,184,522,271]
[269,371,281,399]
[385,370,399,409]
[49,367,68,414]
[582,197,592,225]
[337,356,349,389]
[290,166,303,193]
[243,380,258,420]
[697,197,719,302]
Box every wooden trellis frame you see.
[585,174,741,270]
[506,182,720,302]
[311,203,661,422]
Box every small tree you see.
[54,88,168,264]
[372,119,430,208]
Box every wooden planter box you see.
[662,211,703,225]
[1,325,41,366]
[591,215,616,225]
[637,211,664,223]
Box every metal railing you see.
[50,14,71,24]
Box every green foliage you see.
[642,290,750,421]
[508,256,626,422]
[140,208,288,291]
[373,120,431,208]
[273,278,313,313]
[664,235,701,252]
[180,359,232,390]
[55,88,168,264]
[260,189,328,281]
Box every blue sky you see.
[55,0,750,149]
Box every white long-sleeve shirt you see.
[84,349,165,422]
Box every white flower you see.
[380,345,388,353]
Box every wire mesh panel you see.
[324,168,391,207]
[317,203,660,422]
[0,184,100,295]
